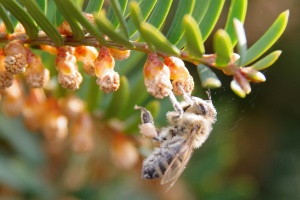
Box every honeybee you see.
[135,89,217,190]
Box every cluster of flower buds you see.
[223,54,267,98]
[230,68,266,98]
[15,87,94,152]
[55,46,83,90]
[0,40,50,90]
[40,44,128,93]
[94,46,120,93]
[143,53,194,99]
[3,40,27,75]
[55,12,131,93]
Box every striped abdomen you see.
[142,136,185,179]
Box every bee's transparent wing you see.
[161,125,199,189]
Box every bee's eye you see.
[197,103,207,115]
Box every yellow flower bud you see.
[108,48,131,61]
[70,113,94,153]
[144,53,172,99]
[94,47,120,93]
[110,133,139,169]
[164,56,194,95]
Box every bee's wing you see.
[161,125,199,189]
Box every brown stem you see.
[0,34,241,73]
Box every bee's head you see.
[191,97,217,121]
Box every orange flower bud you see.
[94,47,120,93]
[0,78,24,117]
[0,49,13,89]
[4,40,26,56]
[164,56,194,95]
[70,113,94,153]
[57,68,83,90]
[0,22,6,33]
[24,48,50,88]
[58,20,73,36]
[42,98,68,142]
[108,48,131,61]
[14,23,25,34]
[83,13,95,24]
[58,12,94,36]
[144,53,172,98]
[3,40,27,74]
[59,95,85,120]
[40,45,57,55]
[110,133,139,169]
[75,46,98,76]
[4,55,27,74]
[22,89,46,131]
[56,47,82,90]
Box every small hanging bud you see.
[144,53,172,99]
[22,89,46,131]
[58,20,73,36]
[94,47,120,93]
[58,12,94,36]
[83,12,95,24]
[13,23,25,34]
[230,79,246,98]
[57,68,83,90]
[241,67,266,83]
[231,71,252,98]
[108,48,131,61]
[0,78,24,117]
[40,45,57,55]
[42,98,68,142]
[59,95,85,120]
[0,22,6,33]
[74,46,98,76]
[110,133,139,169]
[56,47,82,90]
[4,40,27,74]
[164,56,194,95]
[70,112,94,153]
[234,72,251,95]
[6,23,25,39]
[0,49,13,89]
[24,48,50,88]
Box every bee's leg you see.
[135,105,160,139]
[175,83,194,106]
[168,91,183,120]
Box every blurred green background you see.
[0,0,299,199]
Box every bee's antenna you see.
[206,89,212,101]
